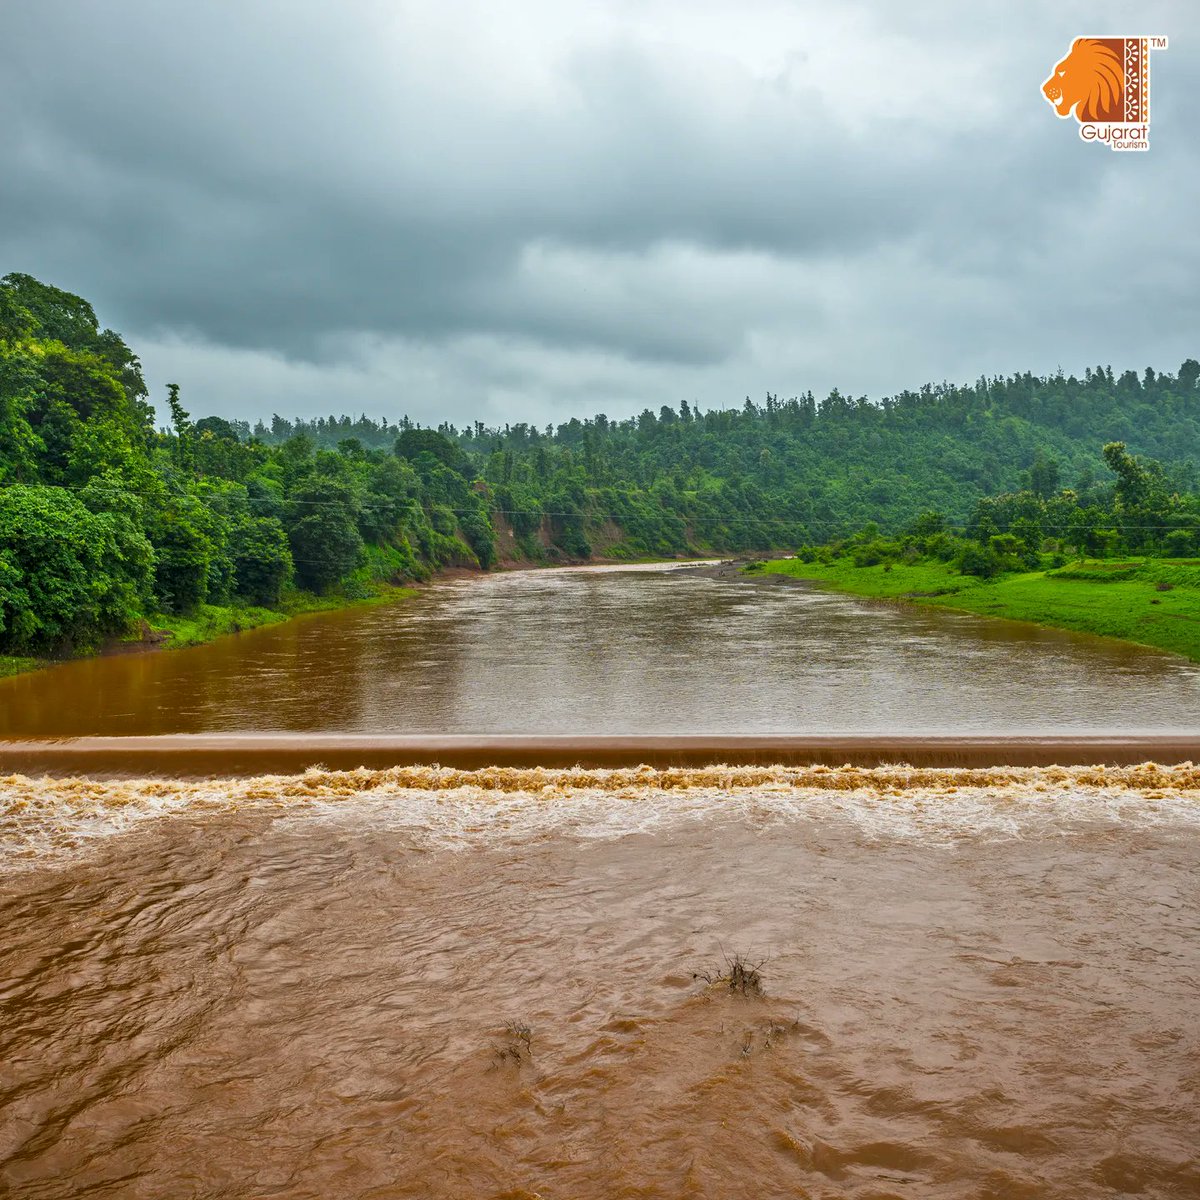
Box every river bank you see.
[751,555,1200,662]
[0,580,421,682]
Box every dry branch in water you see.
[490,1020,533,1068]
[695,951,767,996]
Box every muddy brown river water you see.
[3,563,1200,736]
[1,568,1198,1197]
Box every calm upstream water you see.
[2,566,1199,1198]
[3,562,1200,735]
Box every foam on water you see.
[3,762,1200,871]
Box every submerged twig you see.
[489,1020,534,1068]
[694,949,767,996]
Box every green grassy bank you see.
[144,582,417,649]
[2,573,419,679]
[0,654,42,679]
[754,556,1200,661]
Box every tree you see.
[147,498,214,614]
[166,383,195,475]
[1027,453,1061,499]
[1102,442,1150,508]
[287,478,364,591]
[394,428,467,471]
[0,285,36,343]
[231,516,293,606]
[0,272,148,406]
[1162,528,1197,558]
[956,542,1005,579]
[0,485,152,651]
[459,507,496,569]
[194,415,239,440]
[0,344,41,482]
[908,511,946,538]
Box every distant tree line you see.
[797,436,1200,579]
[2,271,1199,655]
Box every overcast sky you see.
[2,1,1196,428]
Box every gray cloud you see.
[1,0,1196,426]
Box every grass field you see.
[756,556,1200,661]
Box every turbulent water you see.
[2,766,1199,1198]
[3,568,1199,1195]
[3,563,1200,735]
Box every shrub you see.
[956,543,1006,579]
[852,538,901,567]
[0,485,152,650]
[1162,529,1197,558]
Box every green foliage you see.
[0,347,42,483]
[459,507,496,569]
[395,428,467,471]
[1,272,149,412]
[1161,528,1198,558]
[851,539,897,568]
[147,497,215,614]
[287,477,364,592]
[0,485,152,650]
[230,515,293,606]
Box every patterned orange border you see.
[1123,37,1149,123]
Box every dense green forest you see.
[2,271,1199,659]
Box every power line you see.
[5,483,1200,533]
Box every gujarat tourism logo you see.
[1042,36,1168,151]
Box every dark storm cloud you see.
[1,0,1197,424]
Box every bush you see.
[694,951,766,996]
[956,543,1007,579]
[0,485,152,650]
[1162,529,1197,558]
[924,532,959,562]
[852,538,899,567]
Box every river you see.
[1,565,1198,1198]
[2,562,1200,735]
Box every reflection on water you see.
[2,563,1199,736]
[1,779,1198,1198]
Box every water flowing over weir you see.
[2,570,1199,1197]
[2,765,1200,1197]
[6,733,1200,777]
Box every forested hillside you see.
[2,271,1199,658]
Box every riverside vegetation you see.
[753,555,1200,661]
[749,437,1200,659]
[3,271,1200,672]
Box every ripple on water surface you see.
[1,766,1199,1197]
[3,563,1200,734]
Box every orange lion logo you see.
[1042,37,1124,122]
